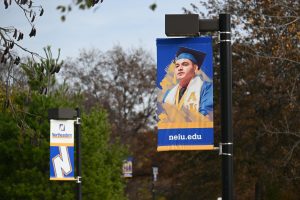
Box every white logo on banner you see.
[50,120,74,145]
[52,146,72,177]
[59,124,65,131]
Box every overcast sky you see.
[1,0,202,60]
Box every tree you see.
[56,0,104,21]
[0,57,127,199]
[1,0,44,64]
[82,108,127,200]
[62,46,156,140]
[56,0,157,22]
[1,1,64,111]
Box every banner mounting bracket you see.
[219,142,233,156]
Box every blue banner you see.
[122,157,133,178]
[50,120,75,180]
[156,37,214,151]
[50,146,75,180]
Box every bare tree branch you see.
[233,45,300,64]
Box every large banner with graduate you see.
[156,37,214,151]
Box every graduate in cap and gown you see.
[162,47,213,119]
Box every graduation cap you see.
[175,47,206,69]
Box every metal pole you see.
[152,181,155,200]
[152,166,158,200]
[75,108,82,200]
[152,171,155,200]
[219,13,233,200]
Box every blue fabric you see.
[199,81,213,116]
[50,146,74,179]
[162,89,170,103]
[176,53,197,64]
[162,80,213,116]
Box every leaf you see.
[13,29,17,38]
[39,8,44,16]
[17,32,23,41]
[56,5,63,10]
[10,41,14,49]
[149,3,157,11]
[14,56,21,65]
[56,5,66,12]
[31,14,35,23]
[61,15,66,22]
[4,0,8,9]
[29,27,36,37]
[85,0,94,7]
[79,4,85,9]
[55,66,61,73]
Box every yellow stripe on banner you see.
[158,122,213,129]
[50,178,76,181]
[157,145,215,151]
[50,143,74,146]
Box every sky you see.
[1,0,202,60]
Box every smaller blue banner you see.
[123,157,133,178]
[50,146,74,180]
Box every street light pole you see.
[219,13,233,200]
[48,108,83,200]
[152,166,158,200]
[75,108,82,200]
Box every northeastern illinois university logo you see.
[59,124,65,131]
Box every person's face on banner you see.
[175,58,197,86]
